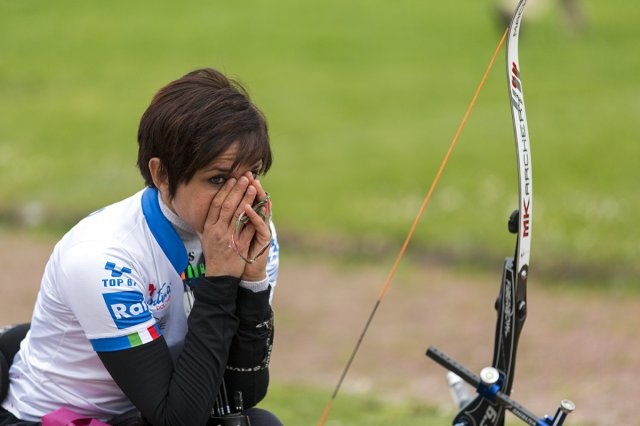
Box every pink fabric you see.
[41,408,110,426]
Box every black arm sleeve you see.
[97,275,240,426]
[223,286,274,409]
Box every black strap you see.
[0,323,30,403]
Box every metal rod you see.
[427,346,542,425]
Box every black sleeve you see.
[223,286,274,409]
[97,275,240,426]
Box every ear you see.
[148,157,170,196]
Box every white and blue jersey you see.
[2,187,279,421]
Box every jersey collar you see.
[141,187,189,275]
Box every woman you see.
[0,68,282,425]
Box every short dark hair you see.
[137,68,272,196]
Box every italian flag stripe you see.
[148,324,161,339]
[126,325,161,347]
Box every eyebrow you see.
[201,161,262,175]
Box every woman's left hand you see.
[235,173,272,281]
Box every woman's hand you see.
[239,175,272,282]
[198,171,272,280]
[199,175,257,278]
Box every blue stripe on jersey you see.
[141,187,188,275]
[90,324,162,352]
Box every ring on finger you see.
[239,192,270,225]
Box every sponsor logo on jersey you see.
[103,291,152,329]
[181,262,205,288]
[147,282,171,310]
[105,261,132,278]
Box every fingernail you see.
[239,176,249,184]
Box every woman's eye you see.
[208,176,227,186]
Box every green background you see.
[1,0,638,423]
[2,1,638,286]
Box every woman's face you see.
[161,143,262,234]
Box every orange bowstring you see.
[317,27,509,426]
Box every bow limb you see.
[508,0,532,318]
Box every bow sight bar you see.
[426,346,574,426]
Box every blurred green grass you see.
[261,382,452,425]
[1,0,638,287]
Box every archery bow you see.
[318,1,575,424]
[427,1,575,424]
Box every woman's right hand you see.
[199,175,258,278]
